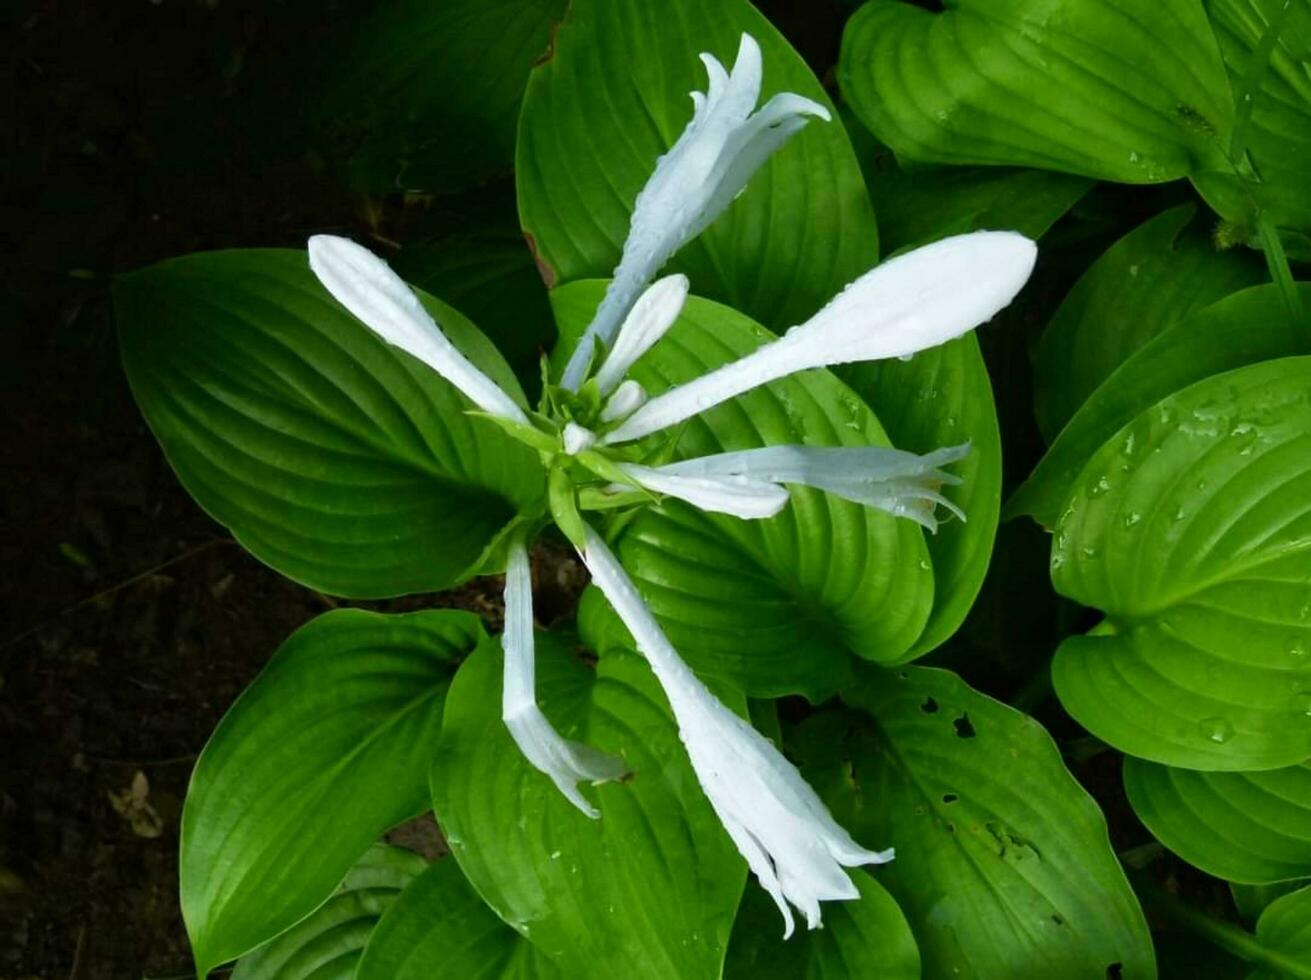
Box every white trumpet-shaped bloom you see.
[308,235,528,424]
[601,231,1037,445]
[501,536,626,818]
[657,443,970,531]
[579,526,892,937]
[593,274,689,395]
[560,34,830,390]
[617,462,788,519]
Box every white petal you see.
[501,537,625,818]
[558,35,829,391]
[594,274,689,394]
[308,236,527,423]
[562,422,596,455]
[616,463,788,519]
[660,443,970,530]
[578,527,891,932]
[601,232,1036,444]
[599,379,648,423]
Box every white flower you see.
[308,235,528,424]
[562,422,597,455]
[593,274,689,396]
[578,526,892,937]
[616,462,788,519]
[559,33,830,390]
[501,534,626,818]
[654,443,970,531]
[599,379,648,423]
[601,231,1037,445]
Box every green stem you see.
[1138,875,1311,978]
[1256,209,1305,328]
[1228,0,1294,167]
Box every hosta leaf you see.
[1034,204,1265,441]
[232,845,426,980]
[841,336,1001,659]
[553,281,933,699]
[1195,0,1311,243]
[724,870,920,979]
[1249,885,1311,979]
[1126,758,1311,884]
[1050,358,1311,770]
[1007,282,1311,528]
[517,0,878,331]
[791,666,1154,980]
[314,0,565,193]
[115,249,543,598]
[431,632,745,980]
[846,121,1092,255]
[1232,880,1311,923]
[839,0,1233,183]
[181,609,482,976]
[356,860,560,980]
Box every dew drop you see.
[1121,432,1137,457]
[1129,151,1141,163]
[1288,638,1307,660]
[1198,716,1234,744]
[1172,506,1186,522]
[1294,692,1311,717]
[1299,602,1311,622]
[1080,545,1099,560]
[919,559,931,571]
[1122,511,1142,529]
[1088,475,1111,498]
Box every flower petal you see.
[308,235,527,423]
[594,274,689,395]
[559,34,829,391]
[600,231,1036,444]
[578,526,891,932]
[615,463,788,519]
[599,379,648,423]
[501,536,625,818]
[659,443,970,530]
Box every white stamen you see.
[578,526,892,936]
[501,536,625,818]
[308,236,528,424]
[615,463,788,519]
[594,275,689,395]
[601,232,1037,445]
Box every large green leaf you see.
[1034,205,1265,441]
[1050,358,1311,770]
[356,860,560,980]
[517,0,878,332]
[115,249,543,598]
[553,281,933,698]
[724,870,920,979]
[1232,880,1311,923]
[844,119,1092,256]
[232,845,426,980]
[1249,885,1311,979]
[839,0,1233,184]
[1196,0,1311,244]
[313,0,565,194]
[841,336,1001,660]
[1007,282,1311,528]
[1125,759,1311,884]
[181,609,483,976]
[791,666,1154,979]
[431,632,745,980]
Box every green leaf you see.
[1195,0,1311,243]
[1007,282,1311,528]
[1050,357,1311,770]
[356,860,559,980]
[841,335,1001,659]
[724,870,920,979]
[232,845,426,980]
[431,632,746,980]
[791,666,1155,980]
[313,0,565,194]
[839,0,1233,184]
[1249,885,1311,979]
[181,609,483,976]
[1232,880,1311,924]
[517,0,878,331]
[115,249,544,598]
[1034,204,1266,441]
[846,121,1092,256]
[553,281,933,698]
[1125,759,1311,884]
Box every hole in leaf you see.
[1051,914,1065,926]
[1106,964,1123,979]
[942,792,959,804]
[945,822,956,833]
[953,714,976,738]
[920,697,939,714]
[898,671,909,680]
